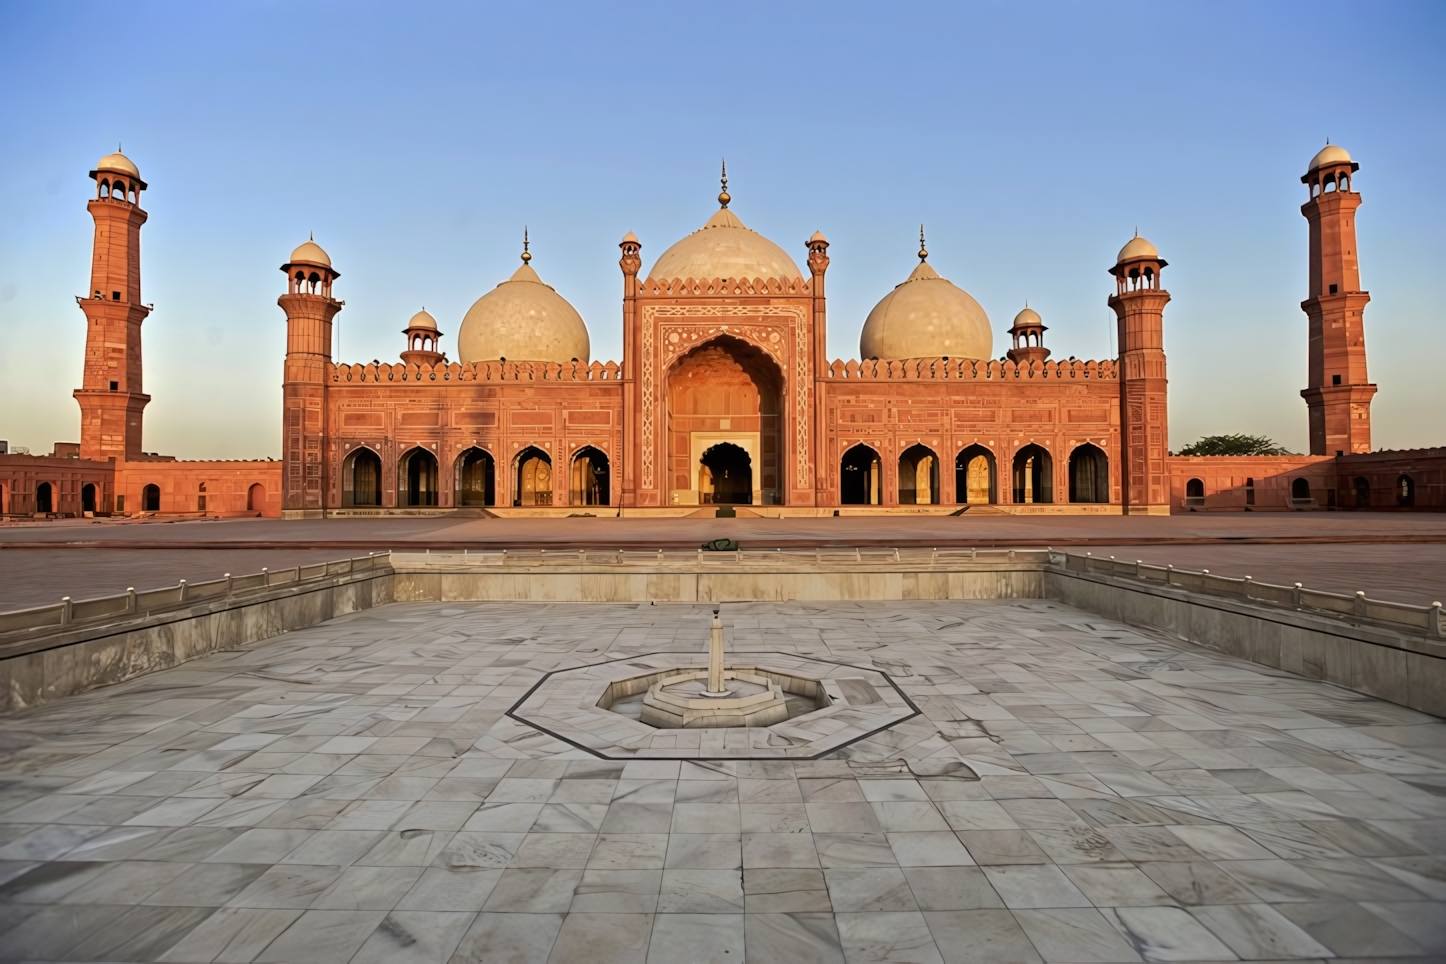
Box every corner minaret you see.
[1300,144,1375,455]
[279,237,341,517]
[1108,234,1171,514]
[74,150,151,462]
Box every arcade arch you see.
[516,447,553,506]
[898,444,939,505]
[455,448,496,507]
[570,446,610,506]
[399,448,439,507]
[343,448,382,507]
[840,444,882,505]
[955,445,996,504]
[1068,444,1109,503]
[1012,445,1052,504]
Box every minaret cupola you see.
[1006,305,1050,365]
[401,309,445,366]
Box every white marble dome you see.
[859,260,992,361]
[648,208,802,282]
[457,262,590,364]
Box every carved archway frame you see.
[639,304,812,497]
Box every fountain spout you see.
[705,607,728,696]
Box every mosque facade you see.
[2,148,1442,518]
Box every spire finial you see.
[309,230,314,241]
[521,226,531,264]
[917,224,928,262]
[718,158,730,209]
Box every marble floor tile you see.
[589,833,670,870]
[64,904,218,962]
[922,908,1043,964]
[743,832,818,868]
[1013,907,1144,963]
[1185,902,1334,960]
[311,863,423,910]
[227,863,345,909]
[814,832,899,868]
[646,912,743,963]
[255,908,388,962]
[548,911,653,964]
[656,868,744,913]
[448,911,564,963]
[743,868,832,913]
[509,832,597,869]
[396,867,503,911]
[1101,906,1236,962]
[958,830,1050,865]
[886,831,974,867]
[482,867,585,913]
[351,909,477,964]
[901,866,1004,911]
[824,866,919,912]
[1274,899,1426,957]
[1360,900,1446,953]
[1058,863,1173,908]
[570,869,662,913]
[745,912,846,964]
[157,906,303,962]
[983,864,1093,909]
[835,910,944,963]
[667,832,743,869]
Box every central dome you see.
[647,208,802,282]
[457,262,590,364]
[859,260,992,361]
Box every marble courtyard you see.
[0,598,1442,963]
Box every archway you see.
[36,482,54,514]
[247,482,266,512]
[1011,445,1052,504]
[516,447,553,506]
[570,446,609,506]
[1398,475,1415,507]
[898,444,939,505]
[142,483,160,512]
[81,483,96,514]
[1353,477,1369,508]
[1068,444,1109,503]
[955,445,995,504]
[840,444,881,505]
[1186,478,1205,498]
[666,336,781,506]
[343,448,382,507]
[700,443,752,505]
[400,448,439,507]
[1291,477,1311,501]
[455,448,496,507]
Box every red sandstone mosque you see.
[1,148,1441,518]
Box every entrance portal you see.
[700,443,752,505]
[516,447,553,506]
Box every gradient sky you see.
[1,1,1442,460]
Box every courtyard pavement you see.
[0,599,1442,962]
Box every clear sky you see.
[1,1,1442,459]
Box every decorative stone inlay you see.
[507,651,919,759]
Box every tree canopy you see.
[1175,434,1295,456]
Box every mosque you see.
[1,148,1441,518]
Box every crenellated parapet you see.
[330,359,624,384]
[821,357,1118,381]
[637,276,813,298]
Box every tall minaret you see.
[279,238,340,516]
[74,150,151,462]
[1109,235,1171,514]
[1300,145,1375,455]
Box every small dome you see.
[1308,143,1353,172]
[406,309,438,331]
[621,231,639,245]
[457,262,590,364]
[859,260,992,361]
[1012,307,1043,329]
[95,151,140,179]
[1116,234,1159,264]
[289,239,331,267]
[647,208,802,282]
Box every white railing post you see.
[60,597,72,626]
[1293,583,1304,608]
[225,573,233,595]
[126,587,137,613]
[178,579,188,602]
[1432,602,1444,638]
[1242,576,1253,599]
[1354,591,1367,617]
[261,568,269,587]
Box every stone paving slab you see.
[0,598,1442,962]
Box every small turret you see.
[1006,305,1050,365]
[400,309,444,366]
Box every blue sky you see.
[1,1,1442,459]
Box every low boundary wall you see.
[1,548,1441,717]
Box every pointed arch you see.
[399,447,439,506]
[455,447,496,507]
[840,444,881,505]
[955,444,996,504]
[1067,443,1109,503]
[1011,444,1052,504]
[515,446,553,506]
[570,446,610,506]
[898,444,939,505]
[342,447,382,507]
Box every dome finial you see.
[521,226,531,264]
[917,224,928,263]
[718,158,730,209]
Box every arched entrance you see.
[1068,444,1109,503]
[81,483,96,514]
[1291,477,1311,501]
[898,444,939,505]
[141,483,160,512]
[343,449,382,507]
[1397,475,1415,507]
[247,483,266,512]
[36,482,54,514]
[400,448,439,507]
[570,446,609,506]
[840,444,881,505]
[1011,445,1052,504]
[955,445,995,504]
[455,448,496,507]
[699,443,752,505]
[1353,477,1370,508]
[516,447,553,506]
[666,336,781,506]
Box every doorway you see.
[1011,445,1052,503]
[570,447,610,506]
[955,445,995,504]
[700,443,752,504]
[455,448,496,507]
[840,444,881,505]
[36,482,54,514]
[516,447,553,506]
[400,448,439,506]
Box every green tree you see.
[1175,434,1295,456]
